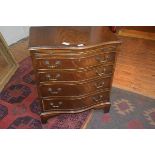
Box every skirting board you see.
[118,29,155,41]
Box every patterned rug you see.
[0,57,92,129]
[86,88,155,129]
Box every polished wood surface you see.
[32,50,116,70]
[42,90,110,111]
[29,26,120,123]
[29,26,119,49]
[37,65,113,83]
[39,77,111,97]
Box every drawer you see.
[34,45,117,56]
[37,64,114,82]
[42,90,110,111]
[34,52,116,70]
[39,77,112,97]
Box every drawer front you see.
[38,65,114,82]
[42,90,110,111]
[39,77,112,97]
[35,45,117,56]
[34,52,116,70]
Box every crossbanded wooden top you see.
[29,26,120,50]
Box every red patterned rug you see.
[0,57,92,129]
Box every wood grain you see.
[29,26,119,49]
[118,29,155,41]
[113,36,155,98]
[9,38,30,63]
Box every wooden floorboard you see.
[118,26,155,41]
[9,37,30,63]
[9,35,155,99]
[113,35,155,99]
[121,26,155,33]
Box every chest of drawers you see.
[29,26,121,123]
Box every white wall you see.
[0,26,30,45]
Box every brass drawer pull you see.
[95,81,105,88]
[95,55,110,63]
[96,68,106,76]
[44,60,61,68]
[92,95,103,102]
[50,104,59,108]
[48,87,62,94]
[45,60,50,65]
[95,55,107,63]
[50,103,54,106]
[50,101,63,108]
[46,73,60,81]
[52,105,59,108]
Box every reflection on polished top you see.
[29,26,120,50]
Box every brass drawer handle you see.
[95,81,105,88]
[92,95,103,102]
[49,60,61,68]
[50,101,63,108]
[95,55,110,63]
[46,73,60,81]
[52,105,59,108]
[48,87,62,94]
[95,55,107,63]
[96,68,106,76]
[44,60,61,68]
[45,60,50,65]
[50,103,54,106]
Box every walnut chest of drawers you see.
[29,26,121,123]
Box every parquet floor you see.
[9,38,30,63]
[113,35,155,99]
